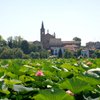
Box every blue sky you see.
[0,0,100,45]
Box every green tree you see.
[13,36,23,48]
[30,52,40,59]
[13,48,24,58]
[21,40,29,54]
[40,50,49,58]
[58,48,63,58]
[29,44,37,53]
[7,36,23,48]
[0,48,13,59]
[75,49,82,57]
[73,37,81,47]
[94,50,100,58]
[29,43,43,53]
[89,50,95,58]
[73,37,81,41]
[7,36,13,48]
[0,35,7,47]
[64,50,73,58]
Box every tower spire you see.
[54,32,56,38]
[40,21,45,42]
[41,21,44,29]
[40,21,45,34]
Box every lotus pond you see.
[0,59,100,100]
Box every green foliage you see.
[40,50,49,58]
[34,88,75,100]
[29,43,42,53]
[64,50,74,58]
[58,48,63,58]
[30,52,40,59]
[0,48,14,59]
[0,48,24,59]
[0,35,46,59]
[21,40,29,54]
[0,59,100,99]
[73,37,81,42]
[13,48,24,58]
[94,50,100,58]
[7,36,13,48]
[7,36,23,48]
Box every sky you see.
[0,0,100,46]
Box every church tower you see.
[40,21,55,49]
[40,21,45,43]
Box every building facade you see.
[86,42,100,50]
[40,22,55,49]
[40,22,81,56]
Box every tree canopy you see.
[73,37,81,41]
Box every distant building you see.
[86,41,100,50]
[63,44,79,51]
[40,22,55,49]
[81,49,89,57]
[40,22,81,56]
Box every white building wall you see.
[51,47,64,56]
[81,50,89,57]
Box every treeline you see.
[0,35,100,59]
[0,35,49,59]
[64,49,100,58]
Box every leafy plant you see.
[0,58,100,99]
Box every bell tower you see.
[40,21,45,43]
